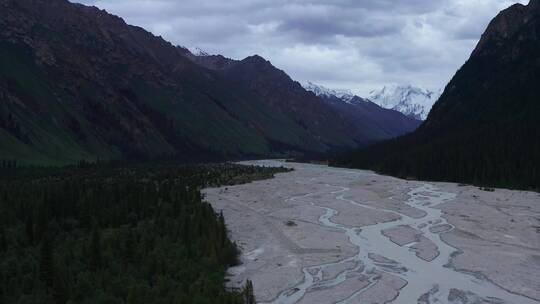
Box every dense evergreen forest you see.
[0,161,288,303]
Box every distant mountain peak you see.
[242,54,269,64]
[302,82,356,104]
[368,85,440,120]
[191,47,210,57]
[301,82,421,145]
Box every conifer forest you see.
[0,162,288,303]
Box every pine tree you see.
[52,261,69,304]
[25,214,34,246]
[89,222,102,271]
[39,233,55,288]
[243,280,256,304]
[0,227,7,253]
[124,228,135,264]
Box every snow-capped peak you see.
[191,47,210,57]
[368,85,441,120]
[302,82,356,104]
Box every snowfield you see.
[369,85,441,120]
[302,82,440,120]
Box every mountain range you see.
[0,0,419,165]
[302,82,356,103]
[303,82,440,121]
[303,82,421,144]
[368,85,441,120]
[334,0,540,190]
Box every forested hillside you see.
[334,0,540,190]
[0,162,288,303]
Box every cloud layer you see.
[74,0,528,95]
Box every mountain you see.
[368,85,441,120]
[0,0,380,165]
[334,0,540,190]
[302,82,355,103]
[303,82,421,145]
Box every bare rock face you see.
[473,4,528,55]
[473,0,540,57]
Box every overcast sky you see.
[74,0,528,96]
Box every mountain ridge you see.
[303,82,422,145]
[368,85,441,120]
[0,0,417,165]
[302,82,356,103]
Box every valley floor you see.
[203,160,540,304]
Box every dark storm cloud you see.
[72,0,528,95]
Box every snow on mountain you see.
[302,82,356,104]
[302,81,422,143]
[303,82,439,120]
[190,47,210,57]
[368,85,441,120]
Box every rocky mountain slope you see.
[368,85,441,120]
[303,82,421,145]
[302,82,355,103]
[335,0,540,190]
[0,0,393,165]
